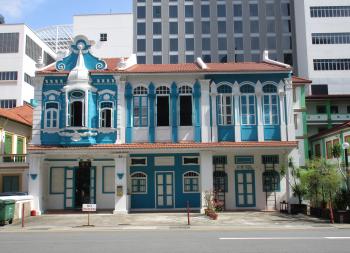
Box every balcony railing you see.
[331,114,350,121]
[307,114,328,121]
[0,154,27,163]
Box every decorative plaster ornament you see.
[48,95,55,101]
[71,133,81,142]
[117,173,124,180]
[103,94,110,101]
[30,174,38,180]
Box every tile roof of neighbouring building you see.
[29,141,298,152]
[292,76,312,85]
[0,103,33,127]
[310,121,350,140]
[306,94,350,100]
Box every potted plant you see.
[203,191,218,220]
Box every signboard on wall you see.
[82,204,96,212]
[116,186,123,197]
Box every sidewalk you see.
[1,212,349,232]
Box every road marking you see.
[325,237,350,240]
[219,237,319,240]
[220,237,350,240]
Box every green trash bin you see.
[0,200,15,226]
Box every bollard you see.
[22,203,25,228]
[187,201,190,225]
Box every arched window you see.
[131,172,147,194]
[183,171,199,193]
[240,84,256,125]
[45,102,59,128]
[179,85,193,126]
[156,86,170,126]
[263,84,279,125]
[133,86,148,127]
[262,170,280,192]
[100,102,113,128]
[68,90,85,127]
[217,84,233,126]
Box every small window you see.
[262,155,279,164]
[330,105,339,114]
[183,157,199,165]
[45,102,59,128]
[213,155,227,165]
[183,171,199,193]
[100,33,107,42]
[179,86,193,126]
[326,141,333,159]
[156,86,170,126]
[314,144,321,158]
[311,85,328,95]
[316,105,327,114]
[131,158,147,166]
[263,171,280,192]
[2,175,20,192]
[131,172,147,194]
[100,102,113,128]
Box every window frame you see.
[240,84,256,126]
[178,85,193,127]
[156,86,171,127]
[183,171,200,193]
[131,172,147,194]
[262,84,279,126]
[99,101,114,128]
[45,101,59,129]
[67,90,85,127]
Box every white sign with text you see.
[82,204,96,212]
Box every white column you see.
[256,81,264,141]
[113,154,129,214]
[114,75,126,144]
[284,78,295,141]
[279,95,287,141]
[200,151,213,213]
[28,154,44,214]
[233,82,241,142]
[210,84,218,142]
[200,79,211,142]
[31,77,44,145]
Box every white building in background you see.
[36,25,73,54]
[0,24,56,108]
[295,0,350,95]
[73,13,133,58]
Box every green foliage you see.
[303,159,342,207]
[332,143,342,159]
[333,189,350,210]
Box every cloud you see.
[0,0,45,19]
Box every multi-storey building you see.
[133,0,297,66]
[0,24,56,108]
[0,104,32,193]
[294,1,350,158]
[27,36,310,214]
[73,13,133,58]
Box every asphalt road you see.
[1,229,350,253]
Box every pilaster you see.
[199,79,211,142]
[256,81,264,142]
[233,82,241,142]
[193,82,201,143]
[210,84,218,142]
[284,78,295,141]
[113,154,129,214]
[278,81,287,141]
[125,83,133,143]
[28,154,44,214]
[31,76,44,145]
[148,83,156,143]
[200,151,213,214]
[114,75,126,143]
[171,82,178,143]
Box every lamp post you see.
[342,142,350,191]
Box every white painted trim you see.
[43,90,61,96]
[98,89,116,96]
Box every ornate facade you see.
[28,36,309,213]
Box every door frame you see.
[154,171,175,209]
[235,170,256,208]
[64,167,96,209]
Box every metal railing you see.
[0,154,27,163]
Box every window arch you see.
[131,172,147,194]
[179,85,193,126]
[240,84,256,125]
[133,86,148,127]
[156,86,170,95]
[68,90,85,127]
[217,84,233,126]
[263,84,279,125]
[100,102,113,128]
[45,102,59,128]
[183,171,199,193]
[156,86,170,126]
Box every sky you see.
[0,0,132,29]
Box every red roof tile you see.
[292,76,312,85]
[310,121,350,140]
[0,103,33,126]
[29,141,297,152]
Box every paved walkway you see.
[1,211,349,232]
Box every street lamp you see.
[342,142,350,191]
